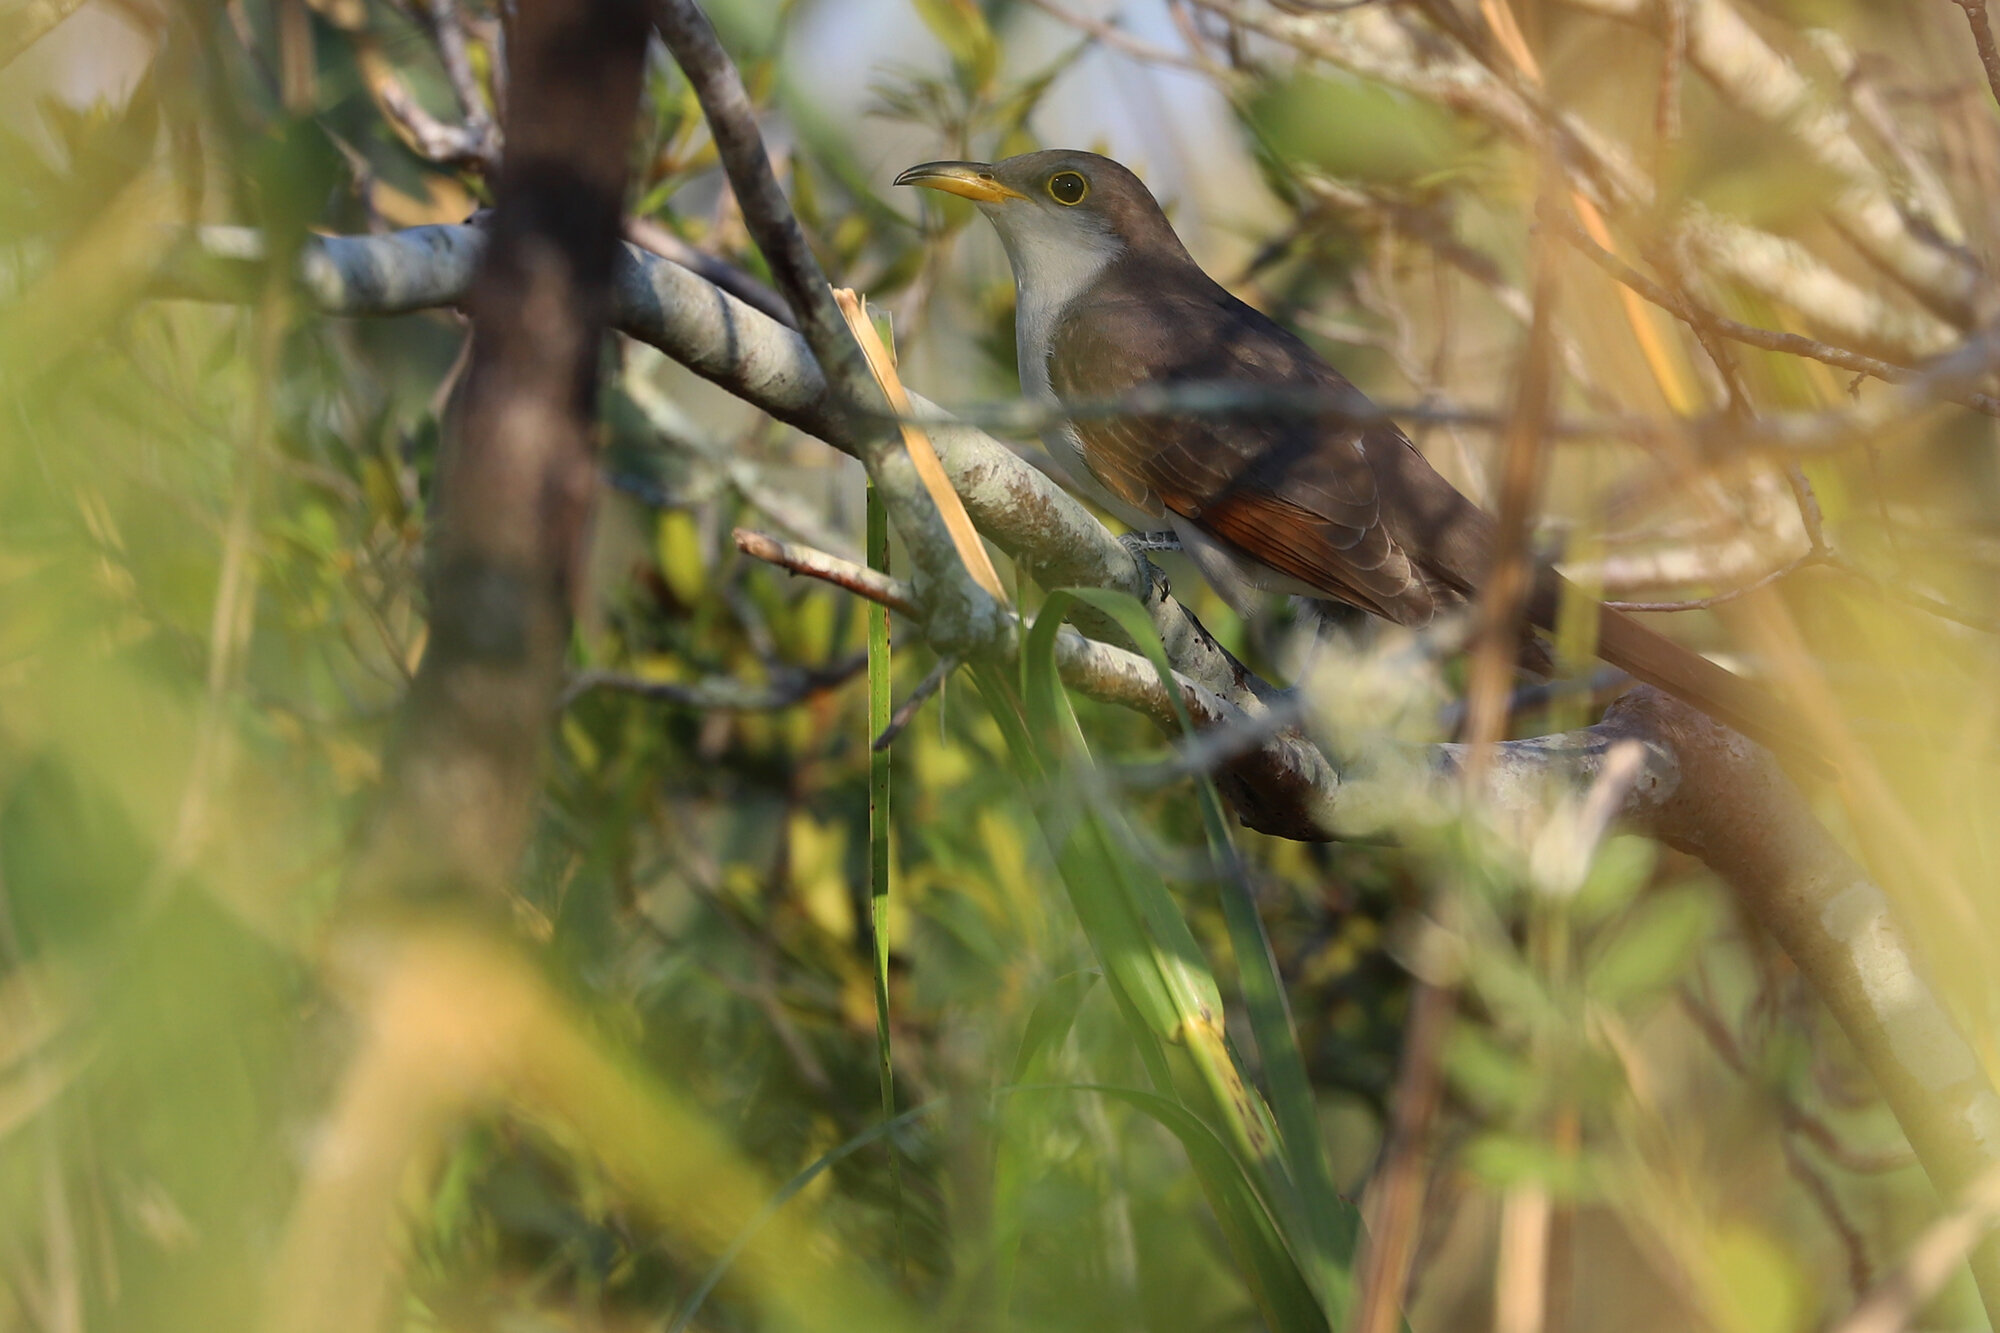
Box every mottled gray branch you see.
[625,216,796,330]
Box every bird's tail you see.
[1591,601,1828,770]
[1519,569,1827,770]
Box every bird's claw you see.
[1119,530,1183,556]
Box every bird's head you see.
[894,150,1188,292]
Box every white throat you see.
[984,204,1143,522]
[986,207,1123,403]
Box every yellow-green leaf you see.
[910,0,998,91]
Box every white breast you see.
[987,205,1158,527]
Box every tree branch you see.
[1954,0,2000,113]
[1556,0,1995,326]
[344,0,650,907]
[1189,0,1965,360]
[164,222,2000,813]
[1543,203,2000,419]
[650,0,1005,655]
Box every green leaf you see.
[998,593,1351,1329]
[865,481,905,1259]
[1584,884,1717,1006]
[1037,588,1360,1317]
[910,0,999,92]
[655,509,707,608]
[1011,1083,1326,1333]
[1010,969,1101,1083]
[1247,72,1472,188]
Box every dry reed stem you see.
[833,288,1009,604]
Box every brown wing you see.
[1046,256,1493,626]
[1045,255,1829,766]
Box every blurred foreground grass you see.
[4,0,2000,1330]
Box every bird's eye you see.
[1047,170,1089,206]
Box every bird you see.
[894,148,1814,760]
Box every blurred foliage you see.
[1245,73,1475,193]
[1,0,1996,1330]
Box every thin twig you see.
[1785,1105,1918,1177]
[1829,1164,2000,1333]
[1951,0,2000,113]
[1783,1135,1874,1299]
[1603,549,1819,612]
[1654,0,1685,179]
[1022,0,1209,72]
[625,216,796,330]
[1355,977,1456,1333]
[1782,463,1829,555]
[562,652,868,712]
[733,529,921,617]
[1543,204,2000,419]
[872,655,958,751]
[418,0,498,162]
[1680,984,1918,1178]
[355,36,498,169]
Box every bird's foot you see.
[1120,530,1183,556]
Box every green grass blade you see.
[998,603,1329,1330]
[1009,969,1102,1084]
[865,481,904,1264]
[1010,1082,1318,1330]
[666,1102,944,1333]
[1051,588,1359,1315]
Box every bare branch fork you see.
[651,0,1008,659]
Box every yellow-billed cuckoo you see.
[896,149,1810,758]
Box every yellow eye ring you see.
[1047,171,1089,206]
